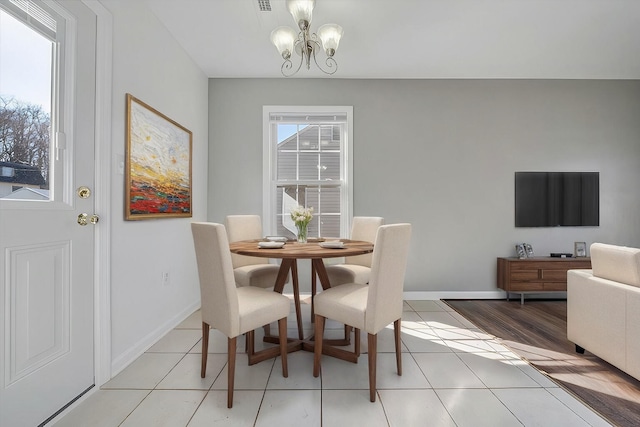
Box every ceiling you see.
[145,0,640,79]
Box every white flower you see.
[290,205,313,226]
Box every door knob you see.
[78,213,100,226]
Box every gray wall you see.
[208,79,640,295]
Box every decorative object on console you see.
[575,241,587,257]
[524,243,534,258]
[515,243,534,259]
[270,0,343,77]
[550,253,573,258]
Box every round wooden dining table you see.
[229,239,373,361]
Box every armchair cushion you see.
[591,243,640,287]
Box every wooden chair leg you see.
[227,336,237,408]
[313,315,325,377]
[355,328,361,357]
[201,322,210,378]
[311,263,316,322]
[278,317,289,378]
[394,319,402,375]
[246,329,255,358]
[344,325,352,341]
[368,333,377,402]
[291,260,304,339]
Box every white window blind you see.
[1,0,57,40]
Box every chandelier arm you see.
[310,41,338,75]
[281,53,304,77]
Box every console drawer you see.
[509,282,545,291]
[511,270,539,281]
[541,270,569,281]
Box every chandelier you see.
[270,0,343,77]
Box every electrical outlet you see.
[162,272,170,286]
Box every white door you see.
[0,1,97,426]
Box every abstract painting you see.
[125,94,192,219]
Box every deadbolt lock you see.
[77,186,91,199]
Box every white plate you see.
[319,241,344,249]
[258,241,285,249]
[265,236,288,242]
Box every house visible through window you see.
[0,1,62,201]
[263,106,353,239]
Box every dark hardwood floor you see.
[444,299,640,427]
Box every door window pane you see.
[0,7,54,200]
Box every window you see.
[0,0,68,202]
[263,106,353,239]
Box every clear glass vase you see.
[296,222,308,243]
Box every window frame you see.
[263,105,353,238]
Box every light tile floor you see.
[53,299,612,427]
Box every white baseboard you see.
[292,290,515,300]
[287,290,510,301]
[403,290,508,300]
[110,300,200,377]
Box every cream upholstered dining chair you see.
[191,222,289,408]
[323,216,385,287]
[225,215,303,339]
[313,223,411,402]
[312,216,384,337]
[225,215,284,289]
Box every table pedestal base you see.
[257,332,359,364]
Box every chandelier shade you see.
[271,0,343,77]
[287,0,315,29]
[271,26,297,59]
[317,24,343,56]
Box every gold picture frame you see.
[125,94,192,220]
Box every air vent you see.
[257,0,271,12]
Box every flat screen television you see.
[515,172,599,227]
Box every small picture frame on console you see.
[515,244,527,259]
[524,243,534,258]
[575,241,587,257]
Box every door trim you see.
[84,0,112,388]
